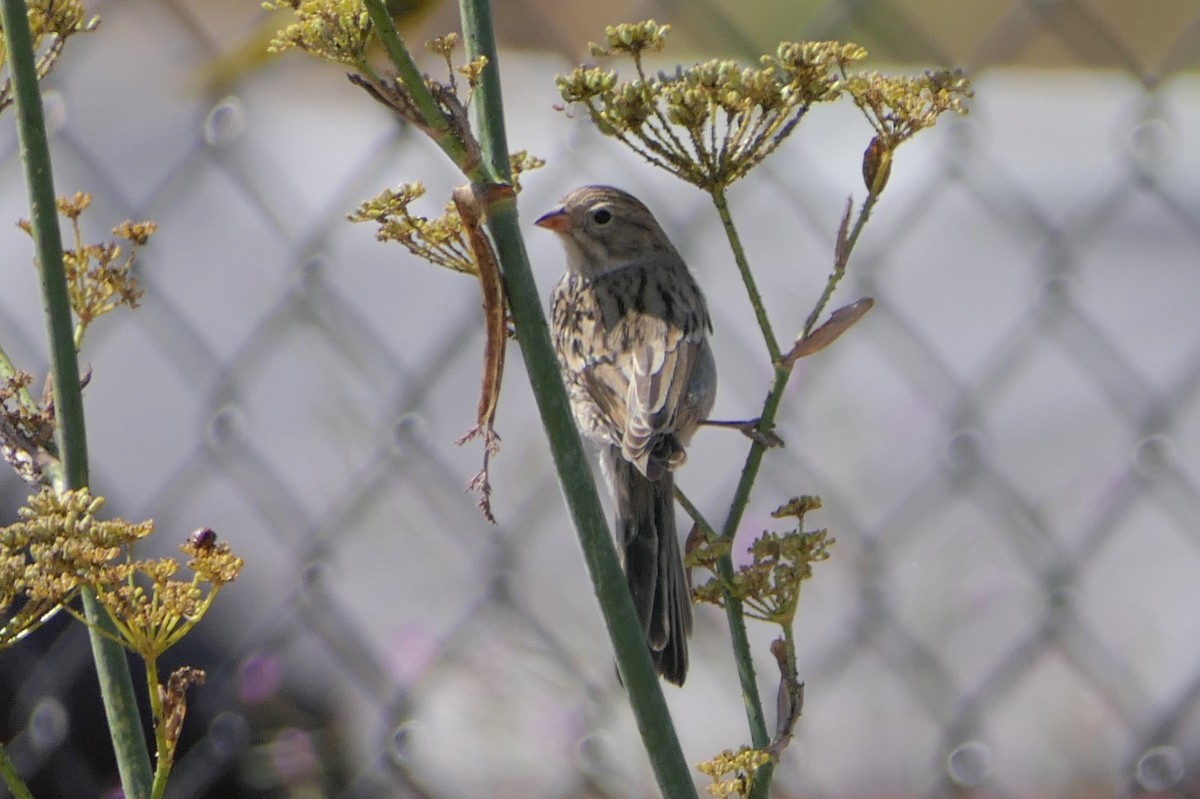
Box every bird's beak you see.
[534,206,571,232]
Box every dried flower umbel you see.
[0,368,57,485]
[0,488,243,655]
[91,529,243,659]
[3,194,154,486]
[18,191,155,350]
[848,69,972,194]
[691,496,831,627]
[264,0,372,66]
[349,151,541,523]
[0,0,100,113]
[557,21,972,196]
[351,182,476,273]
[0,489,241,779]
[0,488,144,645]
[348,151,542,274]
[556,21,865,190]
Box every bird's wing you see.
[559,264,709,477]
[620,317,702,477]
[578,359,629,439]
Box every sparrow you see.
[538,185,716,685]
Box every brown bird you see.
[538,186,716,685]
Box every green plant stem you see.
[712,186,781,362]
[0,5,84,488]
[451,3,698,796]
[719,398,789,773]
[492,198,700,798]
[750,759,776,799]
[707,207,810,774]
[713,190,880,799]
[362,0,474,169]
[0,742,34,799]
[456,0,508,180]
[146,658,171,799]
[0,1,153,796]
[83,589,153,797]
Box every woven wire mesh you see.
[2,0,1200,797]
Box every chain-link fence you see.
[2,0,1199,797]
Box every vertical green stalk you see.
[487,192,700,799]
[456,0,508,180]
[0,8,83,484]
[452,2,698,795]
[78,591,151,799]
[0,2,153,796]
[145,658,171,799]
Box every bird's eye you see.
[592,208,613,225]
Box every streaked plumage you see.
[539,185,716,685]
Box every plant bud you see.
[862,135,893,195]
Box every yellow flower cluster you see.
[350,182,477,274]
[25,0,89,44]
[264,0,372,66]
[691,496,833,625]
[696,747,772,798]
[0,0,99,113]
[557,21,972,194]
[556,22,866,190]
[848,69,973,147]
[1,488,150,645]
[348,151,542,275]
[96,532,242,659]
[848,69,972,192]
[18,192,155,350]
[0,488,242,658]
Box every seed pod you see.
[862,135,893,195]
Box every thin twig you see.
[709,185,881,799]
[711,186,781,362]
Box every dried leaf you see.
[163,666,207,752]
[767,637,804,757]
[783,297,874,365]
[452,184,512,524]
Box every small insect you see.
[189,528,217,549]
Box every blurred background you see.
[2,0,1199,797]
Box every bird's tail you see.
[609,449,694,685]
